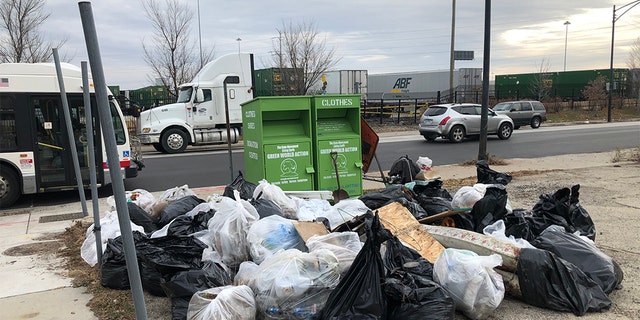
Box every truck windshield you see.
[177,86,193,103]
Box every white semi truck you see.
[136,53,256,153]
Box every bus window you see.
[110,101,126,145]
[0,95,17,151]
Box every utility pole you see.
[449,0,456,103]
[563,21,570,72]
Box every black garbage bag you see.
[568,184,596,241]
[166,208,215,236]
[138,235,208,276]
[223,171,257,200]
[503,209,540,242]
[156,195,205,228]
[100,231,148,290]
[127,202,157,233]
[392,197,428,220]
[359,185,415,210]
[383,237,455,320]
[476,160,512,185]
[516,247,611,316]
[457,184,509,233]
[414,194,453,217]
[250,198,283,218]
[388,155,420,184]
[412,179,451,199]
[161,261,233,320]
[319,211,393,319]
[531,185,596,241]
[531,226,623,294]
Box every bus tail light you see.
[103,160,131,169]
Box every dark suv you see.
[492,100,547,129]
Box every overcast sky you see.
[43,0,640,90]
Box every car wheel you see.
[514,125,521,130]
[0,166,21,208]
[498,122,513,140]
[161,128,188,153]
[531,117,541,129]
[152,143,165,153]
[448,125,465,143]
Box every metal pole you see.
[449,0,456,103]
[478,0,491,161]
[78,2,148,319]
[52,49,89,218]
[82,61,102,269]
[608,5,615,123]
[563,21,570,72]
[197,0,203,68]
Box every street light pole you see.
[236,37,242,54]
[608,0,640,123]
[449,0,456,103]
[563,21,570,72]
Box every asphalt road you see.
[5,122,639,209]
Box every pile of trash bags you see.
[79,160,623,319]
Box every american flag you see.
[0,78,8,87]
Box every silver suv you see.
[492,100,547,129]
[418,103,514,143]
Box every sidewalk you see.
[0,142,630,319]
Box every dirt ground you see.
[54,149,640,320]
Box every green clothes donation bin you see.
[311,94,363,196]
[242,96,315,191]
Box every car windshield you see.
[424,107,448,116]
[492,102,511,111]
[177,86,193,103]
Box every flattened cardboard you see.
[292,221,330,242]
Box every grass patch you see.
[612,147,640,163]
[546,105,640,123]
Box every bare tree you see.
[0,0,68,63]
[529,58,552,101]
[628,37,640,107]
[142,0,213,98]
[582,75,607,111]
[271,20,339,95]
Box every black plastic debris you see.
[223,171,257,200]
[156,195,205,228]
[516,247,611,316]
[476,160,512,185]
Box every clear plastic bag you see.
[80,210,145,267]
[106,188,156,213]
[253,180,298,219]
[187,285,256,320]
[433,248,505,319]
[483,220,535,249]
[451,183,488,209]
[247,215,305,264]
[246,249,340,319]
[207,193,260,271]
[306,231,362,275]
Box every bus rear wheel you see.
[0,166,21,208]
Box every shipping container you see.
[494,68,630,100]
[367,68,482,100]
[309,70,368,102]
[254,67,301,96]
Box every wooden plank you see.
[377,202,445,263]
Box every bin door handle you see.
[354,161,363,168]
[306,166,315,174]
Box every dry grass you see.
[611,147,640,163]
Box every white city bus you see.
[0,63,142,208]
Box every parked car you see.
[418,103,514,143]
[492,100,547,129]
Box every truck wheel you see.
[161,129,188,153]
[152,143,165,153]
[0,166,21,208]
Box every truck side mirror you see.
[195,88,205,103]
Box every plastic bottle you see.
[265,306,281,316]
[292,304,318,319]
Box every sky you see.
[41,0,640,90]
